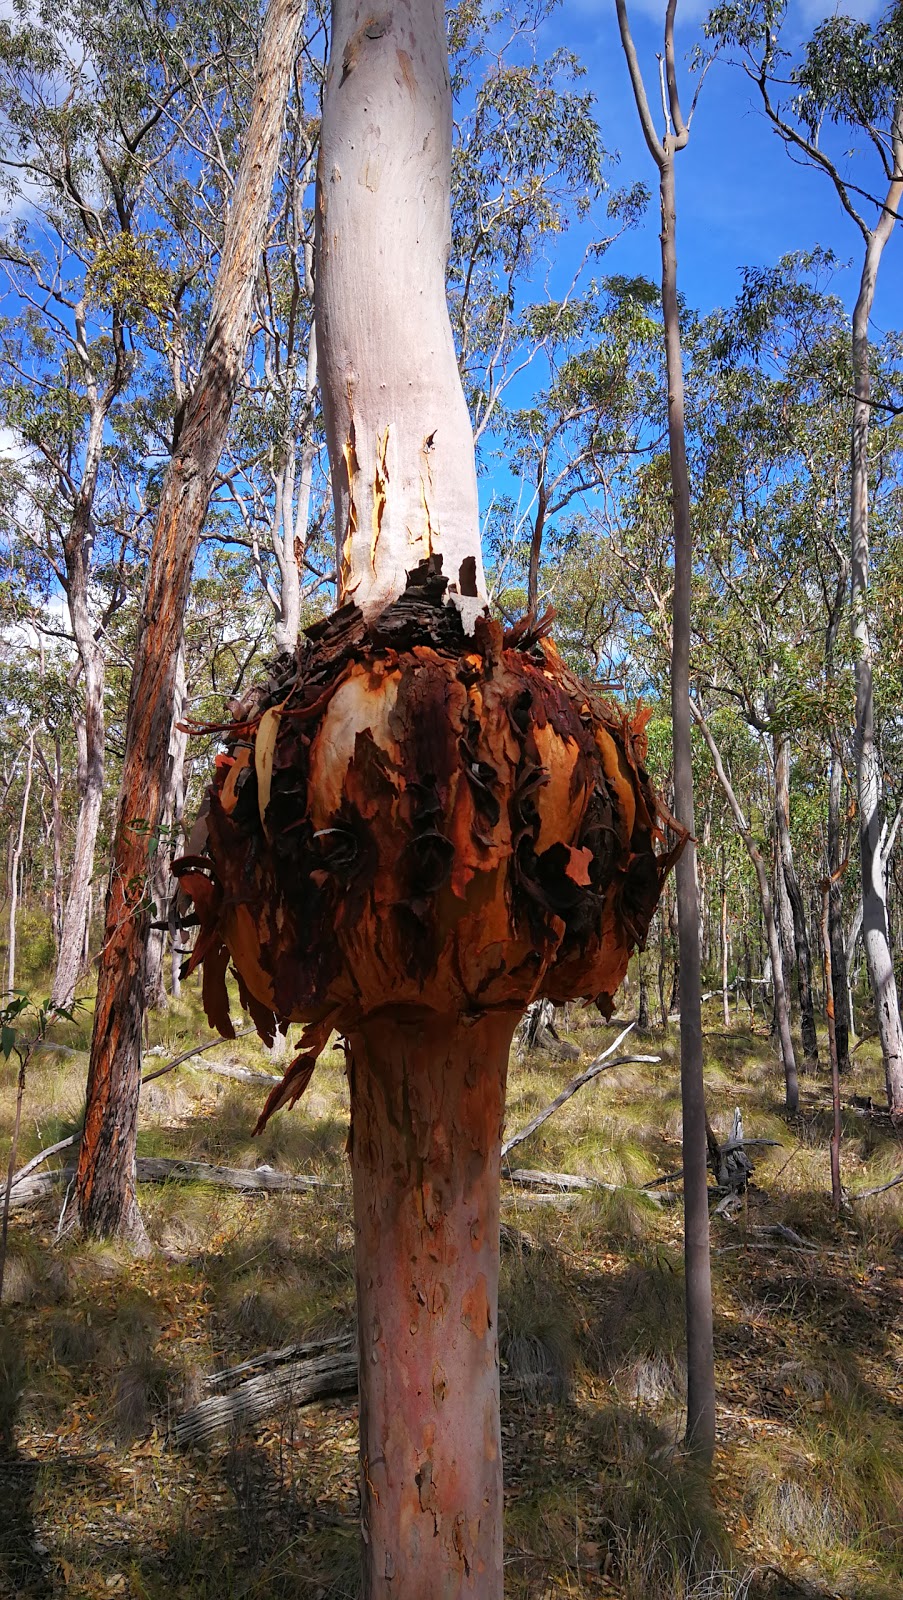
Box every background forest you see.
[0,0,901,1597]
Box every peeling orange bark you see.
[176,562,678,1596]
[349,1008,511,1598]
[177,566,674,1059]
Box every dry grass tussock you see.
[0,960,900,1598]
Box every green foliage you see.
[85,233,173,323]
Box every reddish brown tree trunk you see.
[348,1008,513,1598]
[74,0,306,1244]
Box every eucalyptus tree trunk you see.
[317,0,486,630]
[849,134,903,1118]
[74,0,308,1246]
[638,951,650,1030]
[144,651,189,1009]
[693,707,799,1113]
[774,733,818,1065]
[35,735,64,956]
[773,832,796,984]
[318,2,497,1580]
[820,880,843,1215]
[827,749,851,1073]
[52,488,108,1009]
[720,849,730,1030]
[7,734,34,993]
[349,1011,510,1598]
[273,323,318,653]
[615,0,715,1465]
[526,455,548,617]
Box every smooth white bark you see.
[316,0,486,624]
[849,101,903,1117]
[7,733,34,994]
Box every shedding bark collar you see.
[175,560,680,1122]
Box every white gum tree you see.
[316,0,488,625]
[175,4,672,1595]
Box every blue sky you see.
[542,0,899,331]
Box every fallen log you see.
[10,1042,283,1190]
[505,1167,597,1191]
[134,1158,338,1192]
[8,1158,337,1211]
[200,1061,282,1087]
[171,1334,358,1447]
[503,1166,673,1204]
[203,1331,354,1391]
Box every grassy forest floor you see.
[0,956,901,1600]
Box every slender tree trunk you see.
[50,353,126,1011]
[773,831,796,986]
[849,118,903,1119]
[50,735,64,954]
[349,1009,513,1599]
[657,910,669,1030]
[34,736,65,956]
[74,0,307,1244]
[693,708,799,1112]
[526,456,548,617]
[827,749,851,1072]
[721,850,730,1030]
[7,735,34,993]
[168,699,189,1005]
[774,733,818,1064]
[274,322,318,653]
[638,952,650,1031]
[820,881,843,1215]
[612,0,717,1457]
[51,633,105,1008]
[742,929,753,1021]
[668,895,680,1015]
[144,651,189,1010]
[656,146,714,1464]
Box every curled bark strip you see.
[252,1014,338,1133]
[176,559,681,1124]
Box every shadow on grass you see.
[134,1434,360,1600]
[0,1449,53,1599]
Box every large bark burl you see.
[176,560,676,1119]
